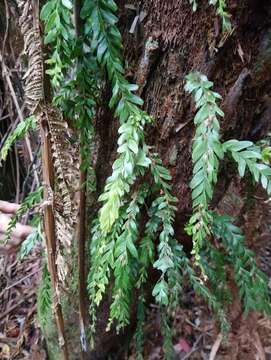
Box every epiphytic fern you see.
[4,186,43,244]
[81,5,180,300]
[185,72,224,264]
[107,185,150,331]
[0,115,36,163]
[81,1,215,353]
[185,71,271,322]
[98,114,152,233]
[212,213,271,314]
[37,263,53,330]
[40,0,75,88]
[223,139,271,193]
[81,0,156,234]
[18,216,43,259]
[87,213,125,342]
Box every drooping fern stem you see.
[185,72,271,267]
[212,213,271,314]
[3,186,42,244]
[134,294,146,360]
[41,0,75,88]
[37,262,53,331]
[0,115,37,163]
[185,72,224,266]
[185,71,271,322]
[107,184,150,331]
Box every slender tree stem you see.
[74,0,88,356]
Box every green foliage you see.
[223,140,271,193]
[82,0,158,237]
[185,72,271,261]
[37,263,53,330]
[82,4,175,280]
[185,255,229,332]
[81,0,184,342]
[185,72,224,263]
[39,0,271,354]
[0,116,36,163]
[54,54,99,185]
[209,0,231,31]
[150,155,179,306]
[185,71,271,329]
[42,0,99,188]
[41,0,75,87]
[4,187,43,244]
[87,213,124,342]
[262,146,271,164]
[108,185,149,331]
[99,115,151,233]
[200,241,231,306]
[212,213,271,315]
[18,220,43,260]
[81,0,144,120]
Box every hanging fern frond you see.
[18,220,43,260]
[212,213,271,315]
[136,209,157,289]
[4,186,43,244]
[185,72,224,263]
[0,115,36,163]
[200,240,232,306]
[185,256,229,331]
[41,0,75,88]
[87,213,125,343]
[82,0,175,239]
[81,0,188,342]
[108,185,149,331]
[185,71,271,330]
[223,140,271,194]
[99,115,151,233]
[81,0,144,120]
[37,263,53,330]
